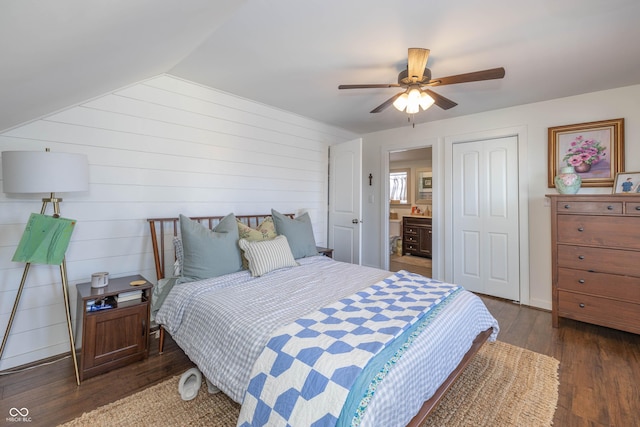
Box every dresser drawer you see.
[557,268,640,303]
[557,215,640,249]
[557,245,640,277]
[556,201,622,215]
[558,291,640,334]
[626,202,640,216]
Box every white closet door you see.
[452,136,520,300]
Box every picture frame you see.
[419,176,432,190]
[612,171,640,194]
[548,118,624,188]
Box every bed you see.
[147,213,498,427]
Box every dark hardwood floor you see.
[1,297,639,427]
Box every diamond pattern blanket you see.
[237,270,462,427]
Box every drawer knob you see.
[636,206,640,211]
[578,255,585,260]
[564,204,571,209]
[577,227,584,232]
[579,303,585,308]
[607,205,614,210]
[578,279,585,284]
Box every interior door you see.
[452,136,520,300]
[328,138,362,264]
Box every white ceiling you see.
[2,0,640,135]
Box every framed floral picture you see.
[548,118,624,188]
[612,171,640,194]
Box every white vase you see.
[555,166,582,194]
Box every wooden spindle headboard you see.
[147,213,294,281]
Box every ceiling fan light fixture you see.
[407,87,421,103]
[392,93,409,111]
[419,91,435,110]
[406,101,420,115]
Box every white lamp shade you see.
[392,93,409,111]
[419,92,435,110]
[2,150,89,194]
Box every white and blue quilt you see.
[237,271,470,427]
[156,257,498,427]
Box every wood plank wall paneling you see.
[0,74,357,370]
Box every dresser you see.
[548,194,640,334]
[402,216,432,258]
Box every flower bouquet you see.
[562,135,606,173]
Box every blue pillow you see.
[271,209,318,259]
[177,213,243,283]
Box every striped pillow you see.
[238,235,298,277]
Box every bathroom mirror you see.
[416,168,432,204]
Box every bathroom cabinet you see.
[402,216,432,258]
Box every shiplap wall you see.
[0,74,356,370]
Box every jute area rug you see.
[61,341,558,427]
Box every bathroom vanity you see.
[402,216,432,258]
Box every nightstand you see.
[316,247,334,258]
[75,274,153,381]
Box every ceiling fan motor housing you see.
[398,68,432,85]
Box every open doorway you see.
[388,147,433,278]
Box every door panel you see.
[329,139,362,264]
[453,136,519,300]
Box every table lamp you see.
[1,149,89,385]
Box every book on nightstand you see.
[117,289,143,303]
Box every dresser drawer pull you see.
[636,206,640,211]
[564,204,571,209]
[579,303,585,308]
[577,227,584,232]
[578,279,585,284]
[578,255,585,260]
[607,205,614,210]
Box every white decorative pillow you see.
[238,235,298,277]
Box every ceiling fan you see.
[338,48,505,116]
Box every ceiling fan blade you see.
[429,67,505,86]
[370,92,404,113]
[424,89,458,110]
[338,83,401,89]
[407,48,430,82]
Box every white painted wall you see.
[0,74,356,370]
[362,84,640,310]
